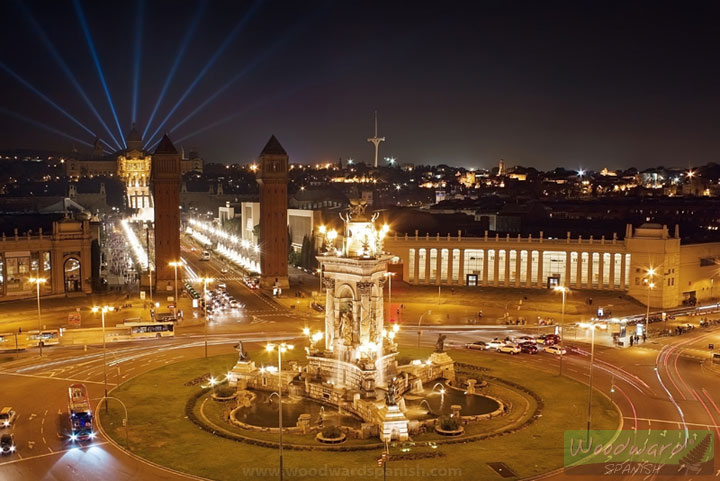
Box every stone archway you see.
[64,257,81,293]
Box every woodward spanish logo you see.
[564,430,714,476]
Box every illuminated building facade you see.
[385,223,720,309]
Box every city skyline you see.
[1,1,719,169]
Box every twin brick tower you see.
[149,134,289,293]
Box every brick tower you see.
[257,135,289,289]
[151,134,182,292]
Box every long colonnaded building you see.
[384,223,720,309]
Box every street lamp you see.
[417,309,432,347]
[91,305,112,412]
[645,267,656,330]
[198,277,213,358]
[29,277,46,356]
[266,342,294,481]
[169,261,183,316]
[579,321,606,441]
[383,272,396,322]
[553,285,569,376]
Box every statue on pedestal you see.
[435,334,447,353]
[385,377,398,406]
[234,340,249,361]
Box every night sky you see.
[1,0,719,170]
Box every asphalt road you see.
[2,241,720,480]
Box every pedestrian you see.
[642,332,647,343]
[630,336,634,346]
[451,288,455,295]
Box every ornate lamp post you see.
[266,342,294,481]
[169,261,183,315]
[553,285,569,376]
[91,305,112,411]
[29,277,46,356]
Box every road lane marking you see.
[624,416,720,428]
[0,371,115,386]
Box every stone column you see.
[515,250,521,287]
[436,248,442,285]
[504,250,510,286]
[493,250,500,287]
[576,253,582,289]
[620,254,627,290]
[482,249,489,286]
[564,252,571,287]
[425,249,431,284]
[609,253,616,290]
[598,252,605,290]
[525,250,532,287]
[458,249,465,285]
[414,249,420,284]
[537,250,544,288]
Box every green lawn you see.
[101,347,620,481]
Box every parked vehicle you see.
[465,341,488,350]
[516,336,536,344]
[538,334,561,346]
[520,343,538,354]
[486,338,505,350]
[497,344,521,355]
[545,345,567,356]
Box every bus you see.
[26,329,60,347]
[125,321,175,339]
[68,384,94,442]
[0,333,21,351]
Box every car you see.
[520,343,538,354]
[229,300,240,309]
[217,282,227,291]
[465,341,488,350]
[545,345,567,356]
[0,408,16,428]
[537,334,561,346]
[516,336,536,344]
[486,338,505,350]
[497,344,521,355]
[0,434,15,454]
[220,266,229,274]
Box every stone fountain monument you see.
[229,201,457,441]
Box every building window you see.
[613,253,622,289]
[581,252,589,285]
[429,249,437,283]
[463,249,484,282]
[418,249,426,282]
[498,250,506,283]
[591,253,600,288]
[542,251,567,287]
[408,249,415,282]
[508,250,517,283]
[530,251,539,285]
[570,252,578,286]
[440,249,449,283]
[625,255,631,288]
[520,250,528,283]
[451,249,460,282]
[603,253,611,288]
[487,249,495,283]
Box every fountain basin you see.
[231,390,362,429]
[403,382,499,420]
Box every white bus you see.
[0,333,21,351]
[26,329,60,347]
[125,322,175,339]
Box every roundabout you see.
[99,345,620,480]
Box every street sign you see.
[140,291,146,300]
[68,312,81,327]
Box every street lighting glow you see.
[302,327,310,336]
